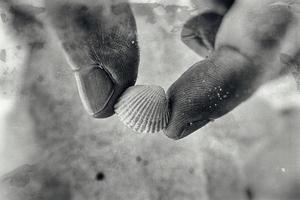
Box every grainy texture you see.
[45,0,140,118]
[0,1,300,200]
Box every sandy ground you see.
[0,1,299,200]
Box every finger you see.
[45,0,139,118]
[165,46,259,139]
[165,1,294,139]
[181,0,235,58]
[181,12,223,58]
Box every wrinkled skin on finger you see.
[46,0,139,118]
[165,46,261,139]
[164,0,300,139]
[1,1,300,200]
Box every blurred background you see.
[0,0,299,199]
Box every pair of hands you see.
[9,0,300,139]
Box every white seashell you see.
[114,85,170,133]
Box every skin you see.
[166,0,300,139]
[0,0,300,200]
[1,0,298,143]
[45,0,300,140]
[6,0,299,139]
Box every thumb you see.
[45,0,139,118]
[164,46,260,139]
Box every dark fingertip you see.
[178,120,210,139]
[164,129,179,140]
[75,66,115,115]
[46,2,139,118]
[164,119,210,140]
[164,46,259,140]
[93,107,114,118]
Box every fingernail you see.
[74,66,115,116]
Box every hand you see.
[1,1,300,200]
[45,0,140,118]
[43,0,300,139]
[165,0,300,139]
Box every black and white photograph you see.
[0,0,299,199]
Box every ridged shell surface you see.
[114,85,170,133]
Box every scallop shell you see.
[114,85,170,133]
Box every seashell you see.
[114,85,170,133]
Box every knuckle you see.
[248,3,293,48]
